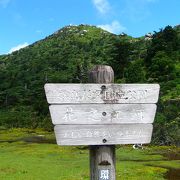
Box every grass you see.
[0,129,179,180]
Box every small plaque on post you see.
[99,169,110,180]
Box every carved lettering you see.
[86,131,93,138]
[45,84,160,104]
[99,169,110,180]
[52,87,153,102]
[63,107,77,122]
[133,109,144,121]
[88,108,101,122]
[61,128,150,141]
[104,90,125,101]
[127,90,148,101]
[94,131,100,137]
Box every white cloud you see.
[97,20,126,34]
[92,0,111,14]
[8,42,29,54]
[0,0,10,8]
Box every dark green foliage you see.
[0,25,179,145]
[109,35,133,79]
[148,51,175,82]
[0,106,40,128]
[145,25,179,66]
[144,26,180,145]
[153,99,180,145]
[124,59,146,83]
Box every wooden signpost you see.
[44,65,160,180]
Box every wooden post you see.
[89,65,116,180]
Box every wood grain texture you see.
[50,104,157,125]
[90,146,115,180]
[89,65,116,180]
[54,124,153,145]
[88,65,114,83]
[44,83,160,104]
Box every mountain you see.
[0,24,179,145]
[0,25,118,129]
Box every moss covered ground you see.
[0,129,179,180]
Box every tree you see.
[124,59,146,83]
[145,25,179,66]
[148,51,175,82]
[110,37,132,79]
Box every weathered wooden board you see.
[50,104,157,125]
[44,84,160,104]
[54,124,153,145]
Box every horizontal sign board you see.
[54,124,153,145]
[50,104,157,125]
[44,84,160,104]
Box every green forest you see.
[0,24,179,146]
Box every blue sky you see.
[0,0,179,55]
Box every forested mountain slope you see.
[0,24,179,145]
